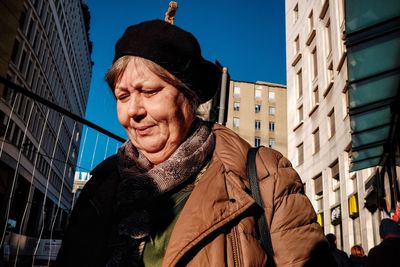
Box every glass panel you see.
[268,91,275,102]
[233,101,240,111]
[352,146,384,161]
[347,32,400,82]
[233,117,240,128]
[255,137,261,147]
[349,71,400,108]
[346,0,400,34]
[351,158,381,172]
[297,143,304,165]
[352,126,390,147]
[268,138,276,148]
[255,89,262,99]
[350,106,391,132]
[234,86,240,97]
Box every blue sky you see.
[77,0,286,172]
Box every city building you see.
[72,171,90,206]
[285,0,396,254]
[226,80,287,156]
[285,0,400,253]
[0,0,92,262]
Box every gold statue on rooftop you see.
[165,1,178,25]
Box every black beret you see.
[113,19,221,103]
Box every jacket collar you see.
[162,125,256,267]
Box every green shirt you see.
[142,160,210,267]
[142,187,192,267]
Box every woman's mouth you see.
[135,125,153,136]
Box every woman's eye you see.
[142,89,159,96]
[117,94,129,101]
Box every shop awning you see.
[346,0,400,171]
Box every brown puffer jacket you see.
[162,124,332,267]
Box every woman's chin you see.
[139,146,177,164]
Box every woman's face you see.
[115,58,194,164]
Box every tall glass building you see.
[0,0,92,263]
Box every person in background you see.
[349,245,367,267]
[55,19,335,267]
[367,218,400,267]
[326,233,352,267]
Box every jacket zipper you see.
[231,226,240,267]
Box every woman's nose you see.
[127,95,145,119]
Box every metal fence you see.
[0,77,124,266]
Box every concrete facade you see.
[285,0,383,254]
[226,80,287,156]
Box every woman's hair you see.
[350,245,365,257]
[105,56,201,118]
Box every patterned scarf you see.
[106,120,215,267]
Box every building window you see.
[297,142,304,166]
[268,138,276,148]
[296,69,303,99]
[328,62,334,84]
[11,39,20,64]
[314,174,323,197]
[234,86,240,97]
[19,9,26,29]
[342,90,349,119]
[233,117,240,128]
[331,160,341,205]
[255,89,262,99]
[312,86,319,107]
[325,19,332,56]
[313,174,323,213]
[269,122,275,132]
[337,0,345,30]
[255,137,261,147]
[294,35,300,54]
[233,101,240,111]
[328,109,336,138]
[19,49,27,72]
[255,120,261,130]
[293,3,299,23]
[269,106,276,116]
[312,47,318,79]
[255,104,261,113]
[331,207,343,249]
[297,105,303,123]
[313,128,320,154]
[308,10,314,32]
[268,91,275,102]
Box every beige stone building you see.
[285,0,383,254]
[225,80,287,157]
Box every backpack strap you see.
[246,146,276,267]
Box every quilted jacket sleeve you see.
[256,147,335,267]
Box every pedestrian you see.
[349,245,367,267]
[326,233,352,267]
[366,218,400,267]
[55,19,334,267]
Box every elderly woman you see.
[56,20,333,267]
